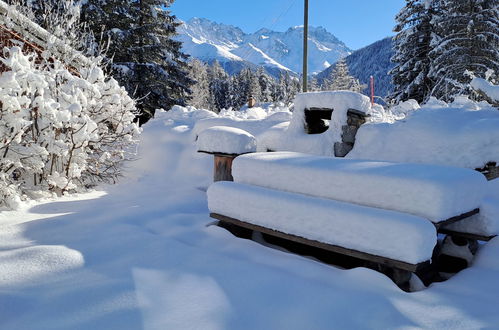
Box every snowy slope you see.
[177,17,351,75]
[1,106,499,329]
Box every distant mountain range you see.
[177,17,351,75]
[176,18,395,97]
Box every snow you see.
[349,99,499,168]
[1,105,499,329]
[192,105,292,147]
[0,1,92,69]
[208,181,436,264]
[471,77,499,102]
[197,126,256,155]
[259,91,373,156]
[232,152,487,223]
[443,179,499,236]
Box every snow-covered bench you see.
[207,152,488,287]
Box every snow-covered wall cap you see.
[197,126,257,155]
[0,1,92,69]
[289,91,372,143]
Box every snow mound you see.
[444,179,499,236]
[192,107,291,148]
[197,126,256,155]
[208,181,437,264]
[232,152,487,223]
[349,100,499,168]
[0,245,84,286]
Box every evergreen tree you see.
[308,76,320,91]
[281,72,300,104]
[208,61,230,112]
[256,67,274,102]
[82,0,193,124]
[429,0,499,101]
[389,0,437,103]
[325,58,363,92]
[188,59,211,110]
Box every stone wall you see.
[304,107,369,158]
[476,162,499,181]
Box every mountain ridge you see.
[177,17,395,97]
[176,17,351,75]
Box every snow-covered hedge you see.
[0,47,140,208]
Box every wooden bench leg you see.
[214,155,236,182]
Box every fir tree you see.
[325,58,363,92]
[256,67,274,103]
[278,72,300,105]
[188,59,211,110]
[308,76,320,91]
[82,0,193,124]
[429,0,499,101]
[208,61,230,112]
[389,0,437,103]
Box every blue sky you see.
[170,0,405,50]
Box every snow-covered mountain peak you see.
[177,18,352,75]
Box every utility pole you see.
[302,0,308,92]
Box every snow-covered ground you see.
[1,106,499,329]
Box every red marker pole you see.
[370,76,375,105]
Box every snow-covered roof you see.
[0,1,92,69]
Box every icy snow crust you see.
[208,181,436,264]
[349,100,499,168]
[1,105,499,329]
[233,152,487,223]
[261,91,372,155]
[197,126,256,155]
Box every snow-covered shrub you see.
[0,46,139,208]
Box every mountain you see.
[317,37,395,99]
[177,17,352,76]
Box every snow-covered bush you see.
[471,77,499,106]
[0,46,139,208]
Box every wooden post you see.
[248,95,256,108]
[302,0,309,92]
[213,154,236,182]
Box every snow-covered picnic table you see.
[207,151,488,289]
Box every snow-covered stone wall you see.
[260,91,374,156]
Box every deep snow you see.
[208,181,436,264]
[1,106,499,330]
[232,152,486,223]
